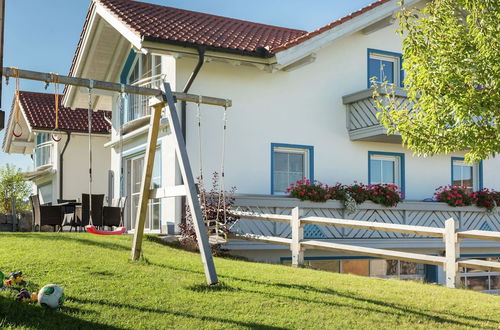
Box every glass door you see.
[125,150,161,232]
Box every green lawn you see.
[0,233,499,329]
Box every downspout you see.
[181,45,205,139]
[59,132,71,200]
[180,46,205,224]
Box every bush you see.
[286,180,403,207]
[180,172,239,255]
[474,188,500,211]
[367,184,402,207]
[285,180,332,202]
[434,185,476,207]
[0,164,31,214]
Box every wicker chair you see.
[30,195,63,232]
[103,196,127,227]
[80,194,105,227]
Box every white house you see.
[60,0,499,290]
[2,91,111,204]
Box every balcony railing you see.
[342,88,412,143]
[231,194,500,240]
[34,142,53,168]
[125,74,165,123]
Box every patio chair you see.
[57,199,79,232]
[30,195,63,232]
[80,194,105,228]
[103,196,127,228]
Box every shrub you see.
[0,164,31,213]
[286,180,403,207]
[345,182,370,204]
[367,184,402,207]
[285,180,332,202]
[434,185,476,207]
[180,172,239,255]
[474,188,499,211]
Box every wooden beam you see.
[130,102,162,260]
[444,218,460,288]
[227,233,292,246]
[458,230,500,242]
[2,67,231,107]
[149,185,186,199]
[301,216,445,238]
[301,240,446,266]
[162,82,218,285]
[229,210,292,223]
[458,259,500,272]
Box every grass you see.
[0,233,499,329]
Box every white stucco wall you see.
[173,21,500,200]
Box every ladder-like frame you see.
[2,68,226,285]
[130,82,218,284]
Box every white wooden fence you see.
[229,207,500,289]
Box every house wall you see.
[174,20,500,200]
[60,134,111,202]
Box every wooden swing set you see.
[3,67,230,285]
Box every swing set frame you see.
[3,67,231,285]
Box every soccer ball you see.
[38,284,65,309]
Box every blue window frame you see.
[271,143,314,195]
[451,157,483,191]
[367,48,404,88]
[368,151,405,196]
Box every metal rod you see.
[2,67,232,107]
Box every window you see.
[122,53,163,122]
[460,257,500,292]
[367,49,403,87]
[36,133,49,145]
[271,143,313,194]
[451,157,482,191]
[368,151,405,193]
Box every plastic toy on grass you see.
[15,288,38,303]
[5,271,25,286]
[38,284,65,309]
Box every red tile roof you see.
[270,0,392,53]
[95,0,307,56]
[16,91,111,134]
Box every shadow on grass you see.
[11,233,130,252]
[186,282,237,293]
[0,295,119,330]
[150,262,499,327]
[70,296,287,329]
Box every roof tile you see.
[16,91,111,134]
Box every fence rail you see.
[230,207,500,288]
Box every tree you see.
[0,164,31,213]
[375,0,499,162]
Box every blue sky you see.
[0,0,375,170]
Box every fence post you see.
[291,206,304,267]
[444,217,460,288]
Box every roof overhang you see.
[63,1,131,110]
[273,0,421,71]
[3,99,35,155]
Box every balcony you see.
[342,88,411,143]
[34,142,53,169]
[230,194,500,243]
[124,74,165,125]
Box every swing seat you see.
[208,235,227,245]
[85,225,127,235]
